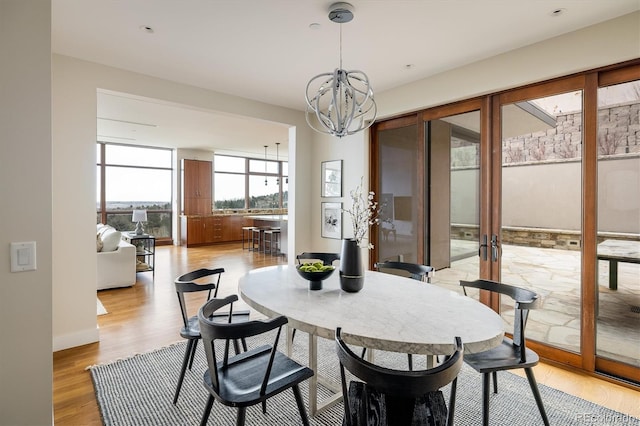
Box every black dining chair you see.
[459,279,550,426]
[374,260,434,283]
[363,261,436,370]
[172,267,250,405]
[336,327,463,426]
[198,295,314,426]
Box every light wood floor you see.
[53,243,640,425]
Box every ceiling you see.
[52,0,640,159]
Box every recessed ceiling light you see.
[404,64,415,70]
[139,25,154,34]
[309,23,321,30]
[550,8,566,17]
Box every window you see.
[97,143,173,240]
[214,173,245,208]
[214,154,287,209]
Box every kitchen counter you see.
[244,214,288,221]
[181,212,287,219]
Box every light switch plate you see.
[10,241,37,272]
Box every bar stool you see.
[251,226,269,252]
[263,228,281,255]
[241,226,255,250]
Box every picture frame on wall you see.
[321,202,342,239]
[321,160,342,197]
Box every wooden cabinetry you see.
[205,216,224,243]
[182,159,212,215]
[181,215,244,247]
[225,215,244,241]
[181,216,204,246]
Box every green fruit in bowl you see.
[299,262,335,272]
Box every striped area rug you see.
[89,331,639,425]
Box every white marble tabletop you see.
[239,265,504,356]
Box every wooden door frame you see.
[369,114,423,269]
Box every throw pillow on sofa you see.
[98,225,122,252]
[96,233,104,252]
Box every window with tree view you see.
[97,143,173,240]
[214,154,287,209]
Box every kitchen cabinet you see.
[181,215,244,247]
[182,159,212,215]
[181,216,204,246]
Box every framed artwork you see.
[321,160,342,197]
[321,202,342,239]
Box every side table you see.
[122,233,155,278]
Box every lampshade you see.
[132,210,147,222]
[132,210,147,235]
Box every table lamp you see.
[132,210,147,235]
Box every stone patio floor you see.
[433,242,640,368]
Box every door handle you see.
[479,234,488,261]
[491,234,500,262]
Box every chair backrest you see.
[335,328,463,399]
[174,267,224,327]
[460,279,542,356]
[374,261,434,283]
[296,252,340,266]
[198,295,288,395]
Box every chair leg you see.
[492,371,498,393]
[482,373,490,426]
[199,395,214,426]
[361,347,367,358]
[292,384,311,426]
[188,339,198,370]
[524,368,550,426]
[173,339,195,404]
[236,407,246,426]
[447,377,458,426]
[407,353,413,371]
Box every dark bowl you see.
[295,265,335,290]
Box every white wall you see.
[306,131,372,262]
[52,55,313,351]
[376,12,640,119]
[0,1,53,424]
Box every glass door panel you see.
[427,112,481,297]
[376,124,420,264]
[500,92,583,353]
[596,80,640,368]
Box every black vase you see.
[339,238,364,292]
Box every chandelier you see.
[305,2,377,138]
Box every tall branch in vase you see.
[342,177,381,249]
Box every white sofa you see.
[97,225,136,290]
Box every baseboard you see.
[53,326,99,352]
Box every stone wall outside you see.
[451,102,640,167]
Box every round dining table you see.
[238,265,504,415]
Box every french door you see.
[371,62,640,384]
[494,70,640,380]
[371,98,491,300]
[495,76,588,367]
